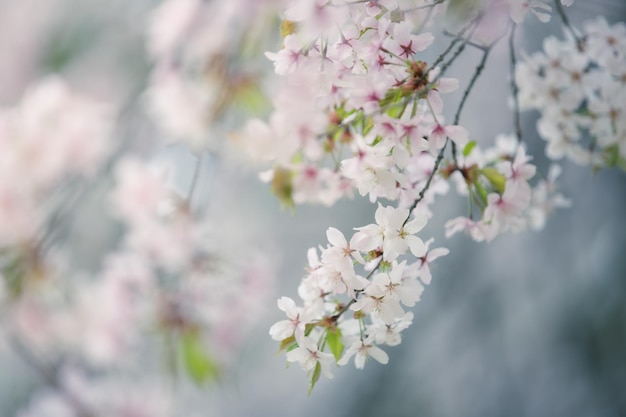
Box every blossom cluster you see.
[259,0,577,389]
[444,135,570,241]
[517,17,626,168]
[2,0,622,410]
[270,204,448,388]
[0,77,111,247]
[241,0,465,207]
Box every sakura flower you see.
[353,204,428,261]
[444,216,494,242]
[382,21,434,60]
[497,146,537,199]
[337,336,389,369]
[350,281,405,325]
[368,312,414,346]
[285,334,334,378]
[317,262,369,298]
[265,34,307,75]
[321,227,365,272]
[269,296,313,341]
[428,122,468,155]
[413,238,450,285]
[370,261,424,307]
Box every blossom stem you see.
[188,151,203,205]
[450,37,496,164]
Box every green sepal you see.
[308,362,322,395]
[379,260,392,273]
[181,330,219,385]
[325,327,344,362]
[278,335,297,353]
[481,167,506,194]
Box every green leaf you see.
[304,322,317,336]
[308,362,322,395]
[181,331,219,385]
[481,168,506,194]
[271,167,295,209]
[326,328,344,362]
[235,83,270,115]
[462,140,477,157]
[473,181,488,206]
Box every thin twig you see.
[448,44,490,165]
[554,0,584,51]
[429,18,478,73]
[453,50,491,127]
[509,24,522,142]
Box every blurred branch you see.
[5,330,93,417]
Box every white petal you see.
[445,125,469,144]
[407,236,426,258]
[404,213,428,234]
[277,296,298,318]
[367,345,389,365]
[427,247,449,262]
[326,227,347,247]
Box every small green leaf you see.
[181,331,219,385]
[462,140,477,157]
[326,328,344,362]
[308,362,322,395]
[371,135,384,146]
[481,168,506,194]
[235,83,270,115]
[271,167,295,209]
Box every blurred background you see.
[0,0,625,416]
